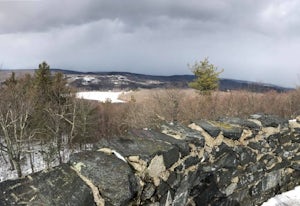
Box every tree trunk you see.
[13,159,22,177]
[0,149,8,164]
[7,152,15,171]
[29,152,34,173]
[27,141,35,173]
[58,149,62,164]
[57,134,62,164]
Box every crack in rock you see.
[71,166,105,206]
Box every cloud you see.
[0,0,300,87]
[0,0,270,34]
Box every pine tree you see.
[52,72,70,105]
[34,61,52,103]
[188,58,223,95]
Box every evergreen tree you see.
[188,58,223,95]
[51,72,71,105]
[34,61,52,104]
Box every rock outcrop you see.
[1,114,300,206]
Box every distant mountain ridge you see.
[0,68,293,92]
[52,69,292,92]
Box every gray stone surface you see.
[172,175,189,206]
[69,151,137,206]
[250,114,288,127]
[161,122,205,147]
[0,164,94,206]
[129,129,190,157]
[220,125,243,140]
[162,147,179,169]
[95,129,185,163]
[95,135,172,162]
[219,117,261,129]
[194,120,221,137]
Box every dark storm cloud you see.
[0,0,269,33]
[0,0,300,87]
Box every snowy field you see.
[76,91,126,103]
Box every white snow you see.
[112,150,127,162]
[0,145,77,182]
[262,186,300,206]
[76,91,125,103]
[83,76,95,82]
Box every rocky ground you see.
[0,114,300,205]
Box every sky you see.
[0,0,300,87]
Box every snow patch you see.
[83,76,95,82]
[0,145,77,182]
[112,150,127,163]
[76,91,125,103]
[262,186,300,206]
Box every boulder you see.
[161,122,205,148]
[141,183,156,201]
[156,181,171,198]
[184,156,200,168]
[214,151,239,169]
[162,147,180,169]
[167,172,182,189]
[96,130,186,164]
[220,126,243,140]
[130,129,190,157]
[193,120,221,137]
[234,146,256,166]
[248,141,264,151]
[194,120,243,140]
[193,173,224,205]
[172,176,190,206]
[147,155,166,180]
[250,114,288,128]
[0,164,94,206]
[95,135,173,162]
[69,151,138,206]
[219,117,260,130]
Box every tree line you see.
[0,58,223,178]
[0,62,98,177]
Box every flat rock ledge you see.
[1,114,300,206]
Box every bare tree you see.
[61,98,99,147]
[0,77,36,177]
[152,89,185,122]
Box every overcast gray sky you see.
[0,0,299,87]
